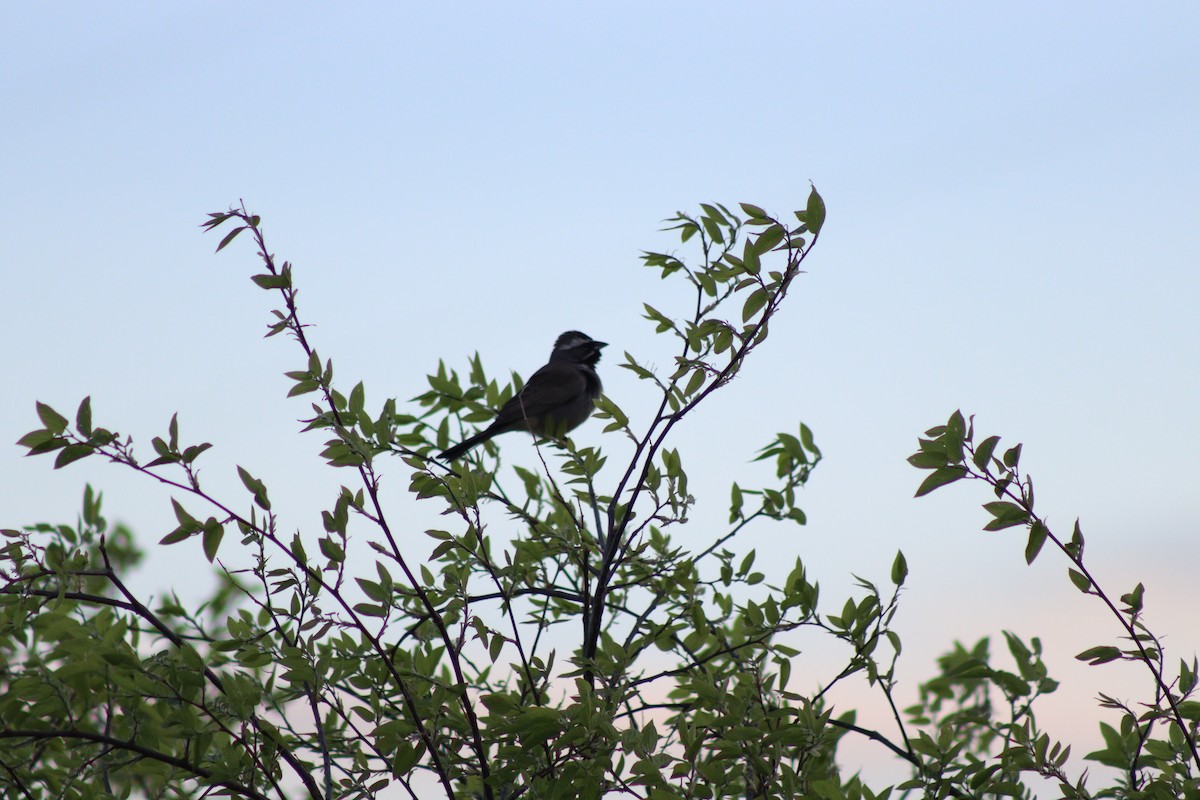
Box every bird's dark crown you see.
[554,331,594,349]
[551,331,607,365]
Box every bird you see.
[438,331,607,461]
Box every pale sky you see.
[3,3,1198,792]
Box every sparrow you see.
[438,331,607,461]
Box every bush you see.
[2,194,1196,799]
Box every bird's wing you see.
[492,362,587,428]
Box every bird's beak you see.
[595,341,608,349]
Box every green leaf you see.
[1065,519,1085,559]
[320,537,345,563]
[54,444,93,469]
[741,288,769,321]
[215,225,246,252]
[171,498,199,530]
[1120,582,1145,616]
[699,203,727,226]
[201,211,230,230]
[356,578,388,603]
[1076,646,1122,665]
[753,224,786,254]
[973,435,1001,470]
[182,443,212,463]
[391,743,422,776]
[251,273,288,290]
[799,423,818,454]
[202,519,224,563]
[741,240,761,275]
[729,482,744,522]
[700,214,724,244]
[907,451,948,469]
[101,649,140,669]
[16,429,55,450]
[237,466,271,511]
[1025,521,1048,564]
[160,527,193,545]
[513,707,562,742]
[1003,443,1023,468]
[739,202,768,220]
[37,402,69,435]
[805,185,826,234]
[287,380,319,397]
[1068,568,1092,593]
[353,602,387,618]
[1179,659,1197,695]
[891,551,908,585]
[982,501,1028,531]
[75,397,93,435]
[914,466,967,497]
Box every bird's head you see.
[551,331,607,366]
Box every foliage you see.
[2,194,1196,799]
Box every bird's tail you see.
[437,430,491,461]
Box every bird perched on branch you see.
[438,331,607,461]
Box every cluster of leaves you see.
[908,411,1200,798]
[2,196,1196,800]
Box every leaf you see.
[753,224,786,254]
[37,402,69,435]
[741,240,761,275]
[201,211,230,230]
[251,273,288,290]
[320,537,345,563]
[182,443,213,463]
[805,185,826,234]
[739,202,769,220]
[699,203,727,226]
[1076,646,1122,665]
[982,501,1028,531]
[741,288,769,321]
[171,498,199,529]
[1025,521,1048,564]
[160,527,193,545]
[1120,583,1145,616]
[16,429,55,450]
[237,466,271,510]
[799,423,819,455]
[907,451,948,469]
[1068,568,1092,593]
[202,519,224,563]
[1179,659,1197,695]
[947,409,966,439]
[973,435,1001,470]
[700,214,724,244]
[391,744,422,776]
[287,380,319,397]
[891,551,908,585]
[914,466,966,497]
[54,444,93,469]
[513,707,562,742]
[215,225,246,252]
[1003,443,1023,468]
[1064,519,1085,559]
[75,397,93,435]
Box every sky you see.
[3,2,1198,793]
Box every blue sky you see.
[3,3,1198,790]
